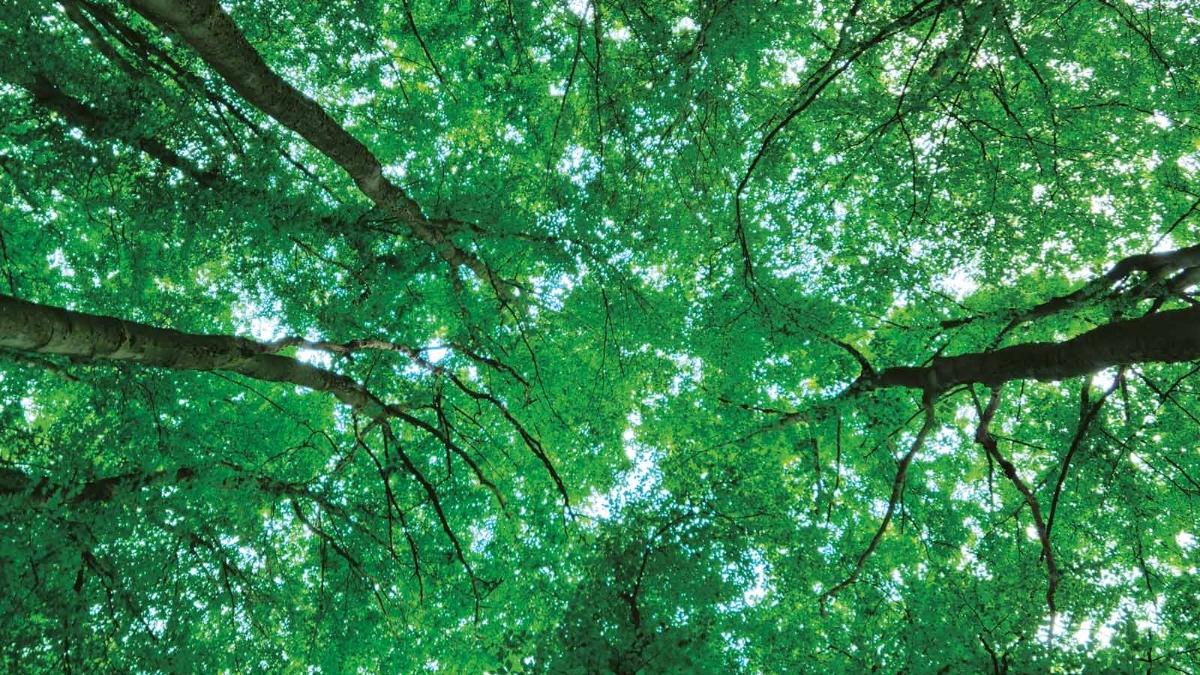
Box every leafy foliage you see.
[2,0,1200,671]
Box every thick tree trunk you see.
[869,305,1200,392]
[128,0,494,282]
[0,294,387,414]
[128,0,409,211]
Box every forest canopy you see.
[2,0,1200,671]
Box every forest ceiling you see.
[2,0,1200,671]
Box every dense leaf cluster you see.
[2,0,1200,671]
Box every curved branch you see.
[819,400,936,611]
[973,387,1058,615]
[1044,374,1118,542]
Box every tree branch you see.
[865,305,1200,394]
[128,0,508,294]
[819,399,936,612]
[0,293,396,416]
[973,387,1059,615]
[942,243,1200,331]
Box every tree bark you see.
[127,0,497,284]
[0,294,388,415]
[868,305,1200,392]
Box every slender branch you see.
[19,72,221,187]
[941,243,1200,331]
[381,422,484,622]
[1045,373,1119,541]
[973,387,1059,615]
[819,399,936,612]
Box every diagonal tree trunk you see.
[0,293,391,416]
[866,305,1200,393]
[127,0,501,287]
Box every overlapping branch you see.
[819,399,936,611]
[942,242,1200,332]
[126,0,508,294]
[0,292,564,603]
[16,72,222,187]
[973,387,1058,614]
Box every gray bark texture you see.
[128,0,496,283]
[0,294,387,414]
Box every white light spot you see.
[672,17,699,33]
[1177,531,1196,550]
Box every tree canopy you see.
[2,0,1200,671]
